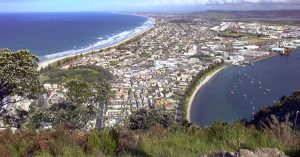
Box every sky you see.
[1,0,300,13]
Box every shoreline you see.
[186,49,299,122]
[38,15,156,69]
[186,66,225,122]
[251,53,279,63]
[243,48,299,66]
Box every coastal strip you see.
[186,66,225,122]
[246,53,279,64]
[38,17,156,69]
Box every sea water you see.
[0,12,153,61]
[191,50,300,126]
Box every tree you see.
[251,90,300,131]
[65,79,93,105]
[65,79,114,130]
[94,81,114,130]
[29,101,97,130]
[128,108,175,130]
[0,49,43,116]
[29,79,113,130]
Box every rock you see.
[199,148,289,157]
[199,151,237,157]
[239,148,288,157]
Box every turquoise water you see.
[191,50,300,126]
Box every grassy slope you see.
[135,123,285,157]
[0,121,299,157]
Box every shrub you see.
[128,109,175,130]
[87,129,118,156]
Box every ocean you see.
[0,12,153,61]
[191,50,300,126]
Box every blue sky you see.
[1,0,300,12]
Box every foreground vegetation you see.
[1,93,300,157]
[0,119,299,157]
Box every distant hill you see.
[189,10,300,22]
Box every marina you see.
[190,50,300,126]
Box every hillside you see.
[0,91,300,157]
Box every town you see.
[5,15,300,129]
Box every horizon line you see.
[1,9,300,14]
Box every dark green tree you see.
[29,101,97,130]
[65,79,93,105]
[128,108,175,130]
[94,81,114,130]
[0,49,43,116]
[29,79,113,130]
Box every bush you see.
[134,122,285,157]
[128,109,175,130]
[87,129,118,156]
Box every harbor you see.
[190,49,300,126]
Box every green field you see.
[40,65,113,84]
[246,38,267,44]
[218,32,265,38]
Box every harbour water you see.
[190,50,300,126]
[0,12,152,61]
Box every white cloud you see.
[140,0,300,6]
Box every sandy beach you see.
[187,66,225,121]
[38,17,156,69]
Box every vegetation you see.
[40,55,82,73]
[128,108,175,130]
[246,38,267,44]
[251,90,300,131]
[0,50,114,130]
[0,49,44,127]
[28,101,98,130]
[135,122,286,157]
[218,31,264,38]
[0,127,118,157]
[40,65,113,84]
[0,109,299,157]
[28,78,113,130]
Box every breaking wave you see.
[43,18,155,60]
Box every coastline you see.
[186,66,225,122]
[38,15,156,69]
[246,53,279,64]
